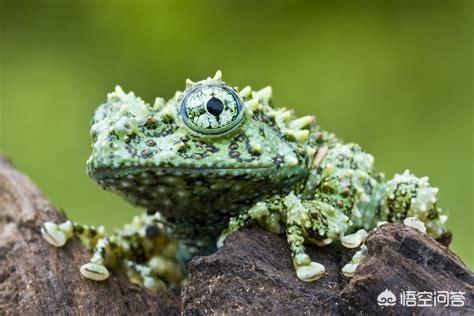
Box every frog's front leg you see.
[122,259,166,290]
[220,192,352,281]
[42,221,106,249]
[341,244,368,277]
[216,212,250,248]
[42,220,119,280]
[42,213,182,289]
[217,200,284,248]
[285,193,326,281]
[79,236,122,281]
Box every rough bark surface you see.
[182,225,473,315]
[1,156,472,315]
[0,157,180,315]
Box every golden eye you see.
[180,84,244,136]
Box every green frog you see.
[42,71,447,289]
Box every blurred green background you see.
[0,0,472,267]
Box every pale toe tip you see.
[41,222,67,247]
[341,229,368,249]
[216,235,226,248]
[80,263,109,281]
[341,262,358,278]
[403,217,427,233]
[296,262,325,282]
[143,277,166,290]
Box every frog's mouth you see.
[89,164,307,241]
[92,165,277,177]
[90,164,306,209]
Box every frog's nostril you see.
[206,97,224,116]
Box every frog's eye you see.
[180,84,244,136]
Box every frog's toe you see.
[143,277,167,290]
[341,262,358,277]
[296,262,325,282]
[341,229,368,248]
[403,217,426,233]
[341,244,368,278]
[216,234,227,248]
[80,263,110,281]
[41,221,70,247]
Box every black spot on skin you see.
[145,117,157,129]
[156,127,174,137]
[375,204,381,216]
[141,149,154,158]
[146,140,156,147]
[126,145,137,156]
[244,138,259,157]
[230,151,240,158]
[274,155,284,167]
[178,143,189,153]
[147,209,158,215]
[125,133,138,144]
[145,225,161,239]
[206,145,218,153]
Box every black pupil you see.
[206,97,225,116]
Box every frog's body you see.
[42,71,447,289]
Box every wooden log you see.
[1,155,472,315]
[0,157,179,315]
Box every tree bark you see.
[1,155,472,315]
[0,157,179,315]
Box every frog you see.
[41,71,448,289]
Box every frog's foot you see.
[216,234,227,249]
[285,193,327,281]
[341,244,368,277]
[248,201,284,234]
[42,221,115,281]
[382,170,447,239]
[340,229,368,249]
[217,213,250,248]
[148,255,184,285]
[42,220,106,249]
[79,236,123,282]
[80,262,110,281]
[293,253,325,282]
[218,198,285,248]
[123,259,166,290]
[41,221,73,247]
[403,216,427,233]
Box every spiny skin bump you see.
[42,71,448,288]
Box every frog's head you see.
[87,71,317,234]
